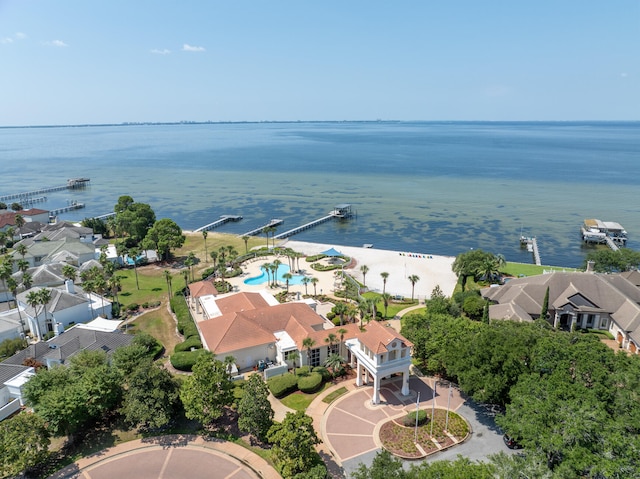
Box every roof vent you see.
[48,344,58,349]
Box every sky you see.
[0,1,638,125]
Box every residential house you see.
[14,237,95,269]
[482,270,640,354]
[0,364,35,420]
[16,282,112,340]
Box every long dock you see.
[0,178,90,201]
[242,219,284,237]
[520,236,541,266]
[49,202,85,216]
[194,215,243,233]
[274,204,355,240]
[94,212,116,220]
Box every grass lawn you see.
[322,386,348,404]
[362,292,419,319]
[501,262,577,278]
[280,382,332,411]
[127,306,181,355]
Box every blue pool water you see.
[244,264,305,286]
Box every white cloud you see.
[1,37,13,44]
[182,43,205,52]
[151,48,171,55]
[15,32,27,40]
[1,32,27,44]
[44,39,68,47]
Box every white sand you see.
[282,240,458,300]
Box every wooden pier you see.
[0,178,90,202]
[93,212,116,220]
[520,236,541,266]
[194,215,243,233]
[49,202,86,216]
[20,196,47,206]
[274,204,354,240]
[242,219,284,237]
[604,236,620,252]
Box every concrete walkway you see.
[47,435,281,479]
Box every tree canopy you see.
[143,218,185,261]
[113,195,156,244]
[0,412,50,478]
[451,249,504,290]
[267,411,323,478]
[583,247,640,273]
[237,373,274,441]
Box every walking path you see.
[48,435,280,479]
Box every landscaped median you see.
[378,408,470,459]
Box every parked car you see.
[503,434,523,450]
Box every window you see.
[388,350,397,361]
[587,314,594,326]
[310,348,320,367]
[284,350,297,361]
[600,317,608,328]
[327,344,338,356]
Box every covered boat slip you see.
[582,219,628,245]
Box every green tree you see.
[180,351,234,425]
[540,285,549,319]
[242,234,250,254]
[0,412,50,478]
[283,272,292,292]
[302,337,316,367]
[128,246,141,290]
[351,449,406,479]
[121,362,181,430]
[202,230,208,261]
[381,292,392,317]
[238,373,274,441]
[584,247,640,273]
[114,197,156,244]
[301,276,310,295]
[324,353,344,377]
[267,411,322,478]
[143,218,185,261]
[452,249,496,291]
[310,277,319,296]
[333,302,348,326]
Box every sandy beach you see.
[225,240,458,302]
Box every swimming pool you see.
[244,264,306,286]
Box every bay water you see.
[1,121,638,268]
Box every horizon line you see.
[1,119,639,129]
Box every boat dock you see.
[94,212,116,220]
[520,236,541,266]
[581,219,627,251]
[274,204,354,240]
[194,215,243,233]
[0,178,90,202]
[242,218,284,237]
[49,202,85,216]
[604,236,620,252]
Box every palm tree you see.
[302,337,316,366]
[185,251,196,282]
[310,277,319,296]
[324,353,344,378]
[210,250,218,271]
[16,259,29,274]
[408,274,420,301]
[94,275,108,317]
[26,290,41,339]
[38,288,53,334]
[115,242,127,266]
[261,263,272,286]
[381,292,392,318]
[15,243,28,259]
[301,276,310,295]
[128,246,141,290]
[272,259,282,286]
[83,280,96,319]
[288,351,300,372]
[163,270,173,299]
[325,333,338,356]
[7,277,25,336]
[22,272,33,291]
[182,269,189,290]
[337,327,347,358]
[360,265,369,288]
[262,226,271,248]
[0,258,11,299]
[282,272,292,292]
[381,272,389,295]
[357,300,369,329]
[224,355,236,377]
[242,235,250,255]
[333,302,348,326]
[202,230,208,262]
[62,264,77,283]
[107,275,121,309]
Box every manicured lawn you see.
[128,306,181,355]
[322,387,348,404]
[501,262,577,278]
[280,382,331,411]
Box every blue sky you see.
[1,1,638,125]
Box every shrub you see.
[295,366,311,376]
[126,303,139,312]
[332,317,341,326]
[312,366,331,382]
[173,336,203,352]
[403,409,428,426]
[170,349,208,371]
[298,372,323,393]
[326,311,336,320]
[142,302,149,308]
[268,373,299,398]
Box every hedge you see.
[170,349,209,371]
[403,409,428,426]
[297,372,323,393]
[268,373,299,398]
[173,335,203,353]
[312,366,331,382]
[295,366,311,377]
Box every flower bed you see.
[379,408,469,459]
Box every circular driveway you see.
[318,377,514,477]
[48,436,280,479]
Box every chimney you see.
[65,279,75,294]
[586,260,595,273]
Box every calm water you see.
[1,121,639,268]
